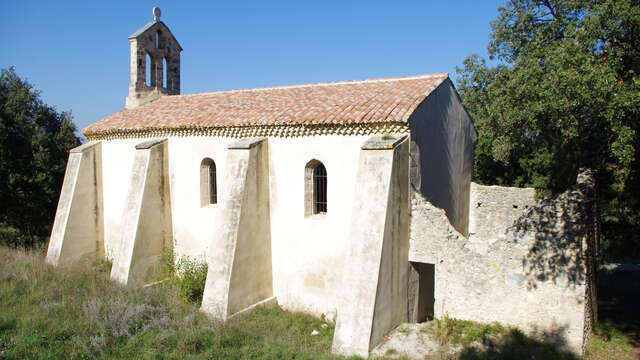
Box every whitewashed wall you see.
[268,135,368,318]
[167,136,233,260]
[101,138,145,258]
[99,134,371,317]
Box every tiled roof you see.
[83,73,448,137]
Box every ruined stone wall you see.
[409,171,597,354]
[468,184,536,241]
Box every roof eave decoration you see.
[83,122,412,141]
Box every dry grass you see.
[0,246,636,359]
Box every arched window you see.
[163,57,167,88]
[156,30,161,48]
[304,160,327,216]
[200,158,217,206]
[146,53,152,86]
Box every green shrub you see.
[165,253,208,304]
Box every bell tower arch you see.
[125,7,182,109]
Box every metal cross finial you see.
[153,7,162,22]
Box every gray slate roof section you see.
[128,20,183,50]
[361,135,407,150]
[129,21,158,39]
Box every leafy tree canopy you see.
[456,0,640,262]
[0,67,81,247]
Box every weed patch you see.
[173,256,208,303]
[162,248,208,304]
[426,316,506,346]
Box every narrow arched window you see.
[146,53,152,86]
[163,57,167,88]
[304,160,327,216]
[156,30,161,48]
[313,164,327,213]
[200,158,217,206]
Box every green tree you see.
[0,67,81,247]
[456,0,639,262]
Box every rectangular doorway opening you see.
[410,262,435,322]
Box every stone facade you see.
[409,171,598,354]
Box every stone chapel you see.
[46,9,596,357]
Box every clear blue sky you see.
[1,1,504,133]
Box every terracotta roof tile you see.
[83,73,448,136]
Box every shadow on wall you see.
[409,80,475,236]
[511,170,597,290]
[458,325,579,360]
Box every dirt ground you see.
[371,323,443,359]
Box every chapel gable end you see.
[125,7,183,109]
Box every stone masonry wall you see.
[126,21,181,109]
[409,171,597,354]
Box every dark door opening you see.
[410,262,435,322]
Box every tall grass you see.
[0,246,345,359]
